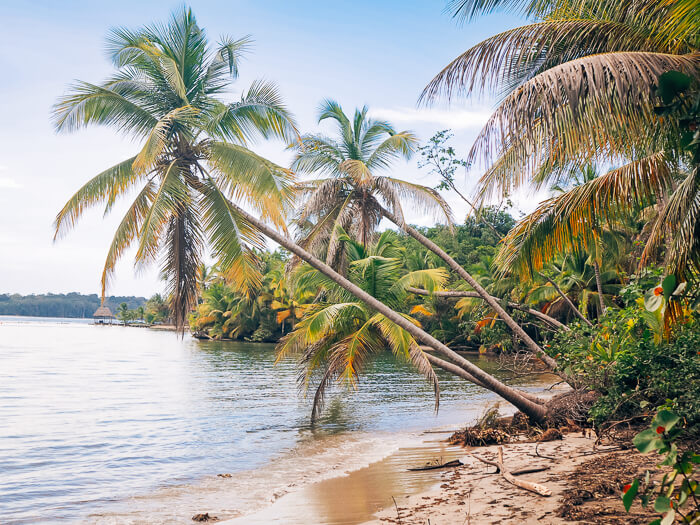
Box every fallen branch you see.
[512,466,551,476]
[469,448,552,496]
[408,459,463,471]
[498,447,552,496]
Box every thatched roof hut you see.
[93,305,114,324]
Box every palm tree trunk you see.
[234,204,548,422]
[424,353,545,405]
[380,208,558,371]
[537,272,593,327]
[408,287,568,331]
[593,261,607,316]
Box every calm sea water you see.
[0,316,548,523]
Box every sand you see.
[369,434,598,525]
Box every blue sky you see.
[0,1,538,296]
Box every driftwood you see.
[470,447,552,496]
[408,459,463,471]
[512,466,550,476]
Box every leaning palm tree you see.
[50,7,553,421]
[422,0,700,282]
[52,7,299,329]
[277,230,448,420]
[292,100,557,368]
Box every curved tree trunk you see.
[424,353,546,405]
[537,272,593,327]
[408,287,568,331]
[380,208,558,371]
[593,261,607,316]
[234,204,548,422]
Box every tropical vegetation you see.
[56,5,699,430]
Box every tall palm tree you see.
[422,0,700,282]
[293,100,557,368]
[52,7,299,329]
[292,100,452,264]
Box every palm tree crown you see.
[291,100,453,267]
[52,7,299,328]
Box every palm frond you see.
[495,152,673,278]
[643,167,700,278]
[135,161,190,265]
[100,181,156,297]
[208,141,295,229]
[420,19,674,103]
[52,81,158,137]
[210,79,299,145]
[54,156,140,239]
[197,177,265,293]
[471,52,699,199]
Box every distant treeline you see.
[0,293,146,318]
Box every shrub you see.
[547,307,700,431]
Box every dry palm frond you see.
[643,167,700,279]
[495,153,674,278]
[470,52,699,200]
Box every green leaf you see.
[622,478,639,512]
[654,496,671,513]
[654,410,680,432]
[634,429,662,453]
[661,275,676,302]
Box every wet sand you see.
[220,433,600,525]
[221,432,467,524]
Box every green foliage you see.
[189,250,303,341]
[623,410,700,524]
[547,297,700,429]
[277,231,447,420]
[114,295,169,325]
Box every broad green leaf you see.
[657,71,692,104]
[654,410,680,432]
[661,275,676,302]
[654,496,671,513]
[634,429,662,453]
[622,478,639,512]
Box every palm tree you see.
[291,100,452,264]
[277,230,450,419]
[52,7,299,329]
[236,204,549,420]
[527,254,622,321]
[423,0,700,282]
[50,8,550,420]
[293,100,557,368]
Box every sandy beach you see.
[370,434,596,524]
[215,429,660,525]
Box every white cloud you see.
[0,176,21,189]
[370,107,491,130]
